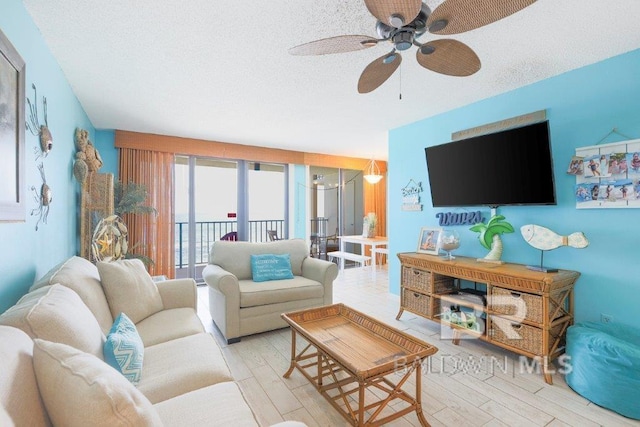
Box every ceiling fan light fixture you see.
[364,174,383,184]
[391,30,414,51]
[363,159,383,184]
[291,0,536,93]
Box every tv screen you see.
[425,121,556,207]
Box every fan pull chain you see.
[399,62,402,100]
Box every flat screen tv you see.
[425,121,556,207]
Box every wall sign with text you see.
[401,179,423,212]
[436,211,483,226]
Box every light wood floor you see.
[196,266,639,427]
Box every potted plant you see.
[114,181,157,266]
[364,212,377,238]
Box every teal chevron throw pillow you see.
[250,254,294,282]
[103,313,144,385]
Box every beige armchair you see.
[203,239,338,343]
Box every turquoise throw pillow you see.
[103,313,144,385]
[251,254,294,282]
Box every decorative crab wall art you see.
[30,163,52,231]
[26,83,53,159]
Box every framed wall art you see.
[417,226,441,255]
[0,28,26,222]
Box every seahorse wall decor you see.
[73,128,103,184]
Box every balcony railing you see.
[175,219,285,269]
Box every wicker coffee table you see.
[282,303,438,426]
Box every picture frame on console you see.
[417,227,441,255]
[0,29,26,222]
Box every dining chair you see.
[267,230,281,241]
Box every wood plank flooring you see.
[197,266,639,427]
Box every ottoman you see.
[565,321,640,420]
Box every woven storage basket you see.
[490,321,563,355]
[401,289,432,317]
[402,266,455,294]
[490,287,544,324]
[490,287,563,324]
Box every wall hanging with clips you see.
[572,129,640,209]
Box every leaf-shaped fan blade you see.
[364,0,422,28]
[358,53,402,94]
[416,39,480,76]
[289,35,377,56]
[427,0,537,35]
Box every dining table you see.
[337,235,389,272]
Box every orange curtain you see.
[119,148,175,278]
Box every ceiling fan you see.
[289,0,537,93]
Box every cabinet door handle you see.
[413,269,421,276]
[510,292,521,298]
[413,293,421,298]
[511,323,522,330]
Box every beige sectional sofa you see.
[0,256,304,426]
[203,239,338,344]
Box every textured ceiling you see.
[22,0,640,159]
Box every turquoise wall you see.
[0,0,94,313]
[389,48,640,328]
[95,130,117,176]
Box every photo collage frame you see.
[573,139,640,208]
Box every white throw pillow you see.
[0,284,105,358]
[30,256,115,334]
[97,259,164,324]
[33,339,162,427]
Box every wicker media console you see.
[396,253,580,384]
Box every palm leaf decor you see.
[113,181,157,267]
[114,181,157,216]
[470,214,514,262]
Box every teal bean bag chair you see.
[565,322,640,420]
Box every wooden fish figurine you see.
[520,224,589,251]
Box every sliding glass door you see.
[175,156,287,282]
[308,167,363,259]
[175,156,239,281]
[248,162,287,241]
